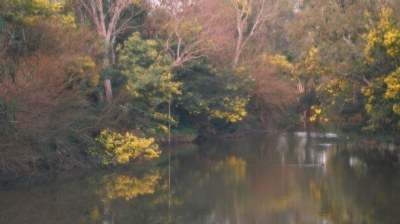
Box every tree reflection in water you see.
[1,133,400,224]
[310,150,400,224]
[88,170,162,223]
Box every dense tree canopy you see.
[0,0,399,174]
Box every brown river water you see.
[1,132,399,224]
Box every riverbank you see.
[1,132,400,224]
[1,127,399,185]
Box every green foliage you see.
[318,78,364,123]
[0,4,103,174]
[272,0,376,127]
[175,62,253,125]
[170,125,198,142]
[361,6,400,133]
[0,15,4,29]
[264,48,326,124]
[205,68,252,123]
[0,99,18,133]
[66,56,101,95]
[0,0,76,27]
[361,77,400,132]
[384,68,400,115]
[88,129,160,166]
[3,0,400,177]
[117,32,181,135]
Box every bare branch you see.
[230,0,278,66]
[159,0,218,68]
[77,0,141,44]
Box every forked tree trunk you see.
[78,0,137,103]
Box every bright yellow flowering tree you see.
[361,6,400,132]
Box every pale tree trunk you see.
[233,24,244,66]
[111,36,117,65]
[296,78,308,128]
[78,0,140,103]
[104,79,113,102]
[103,41,113,103]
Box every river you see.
[1,132,399,224]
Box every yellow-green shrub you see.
[89,129,160,166]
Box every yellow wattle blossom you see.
[209,96,249,123]
[20,0,78,28]
[309,105,327,123]
[262,54,293,69]
[384,67,400,115]
[61,14,77,29]
[363,7,400,119]
[89,129,160,166]
[364,6,400,63]
[304,47,323,74]
[384,67,400,100]
[393,104,400,115]
[69,56,100,87]
[30,0,61,14]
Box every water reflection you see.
[89,171,161,223]
[0,132,399,224]
[277,132,332,166]
[93,172,161,202]
[312,149,400,224]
